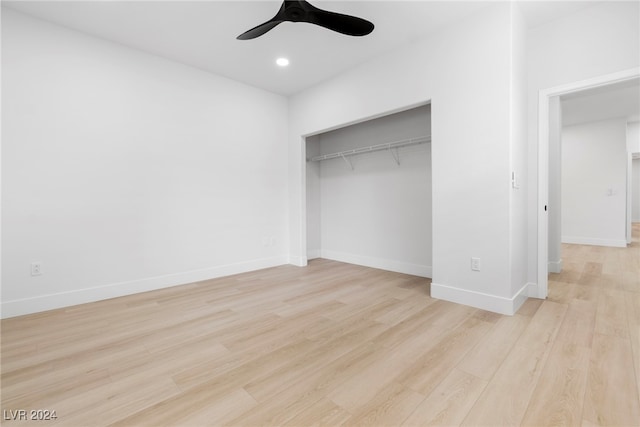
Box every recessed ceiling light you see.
[276,57,290,67]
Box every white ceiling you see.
[3,0,602,96]
[561,78,640,126]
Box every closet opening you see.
[304,103,432,280]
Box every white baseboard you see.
[512,284,530,314]
[1,256,289,319]
[548,259,563,273]
[561,236,627,248]
[287,255,307,267]
[320,250,432,278]
[306,249,321,260]
[431,281,530,315]
[527,282,543,299]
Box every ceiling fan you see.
[237,0,374,40]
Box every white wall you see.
[561,118,628,247]
[305,135,321,259]
[1,9,289,317]
[629,121,640,153]
[547,96,562,271]
[630,121,640,222]
[289,3,528,314]
[310,105,431,277]
[527,1,640,283]
[633,158,640,222]
[509,4,528,299]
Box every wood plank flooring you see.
[1,225,639,426]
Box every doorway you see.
[536,68,640,299]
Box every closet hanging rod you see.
[308,135,431,162]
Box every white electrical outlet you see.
[471,257,481,271]
[31,262,42,276]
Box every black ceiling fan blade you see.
[306,7,374,36]
[237,19,283,40]
[237,0,374,40]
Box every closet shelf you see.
[309,135,430,162]
[308,135,430,169]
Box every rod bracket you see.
[388,146,400,165]
[341,153,354,170]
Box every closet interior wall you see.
[306,104,432,277]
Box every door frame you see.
[300,100,431,263]
[535,67,640,299]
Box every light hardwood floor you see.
[1,225,639,426]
